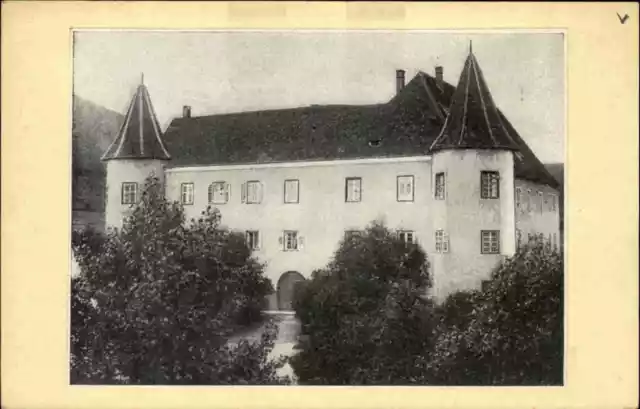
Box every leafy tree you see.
[430,238,563,385]
[71,176,289,385]
[290,222,437,384]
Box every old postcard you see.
[2,2,638,409]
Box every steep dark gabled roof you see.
[102,80,171,161]
[163,69,559,189]
[430,49,520,153]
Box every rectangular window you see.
[345,177,362,202]
[515,187,522,209]
[121,182,138,205]
[284,179,300,204]
[481,280,490,292]
[435,172,446,200]
[243,181,263,204]
[344,230,362,241]
[246,230,260,251]
[398,230,415,244]
[283,230,299,251]
[397,175,414,202]
[180,183,194,205]
[209,182,229,204]
[538,191,544,213]
[550,194,558,212]
[481,171,500,199]
[435,229,449,253]
[527,189,532,211]
[516,228,522,248]
[481,230,500,254]
[553,232,558,250]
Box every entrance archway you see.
[277,271,306,311]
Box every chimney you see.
[435,66,444,89]
[396,69,405,94]
[182,105,191,118]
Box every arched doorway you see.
[277,271,306,311]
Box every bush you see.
[430,238,563,385]
[291,227,563,386]
[71,176,288,385]
[290,221,437,384]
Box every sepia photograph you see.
[70,30,565,386]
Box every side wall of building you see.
[514,179,561,249]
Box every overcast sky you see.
[73,31,564,163]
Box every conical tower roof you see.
[102,76,171,161]
[429,45,519,153]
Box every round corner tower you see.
[428,45,520,301]
[101,77,171,229]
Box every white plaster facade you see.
[103,152,560,307]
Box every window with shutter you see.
[397,175,414,202]
[398,230,415,244]
[245,230,260,250]
[283,231,299,251]
[209,182,228,204]
[245,181,262,204]
[181,183,194,205]
[345,230,363,241]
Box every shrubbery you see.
[431,238,563,385]
[71,177,289,384]
[291,223,563,385]
[290,222,437,384]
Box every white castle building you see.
[101,48,561,310]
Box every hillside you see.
[72,95,124,228]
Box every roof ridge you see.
[171,103,385,122]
